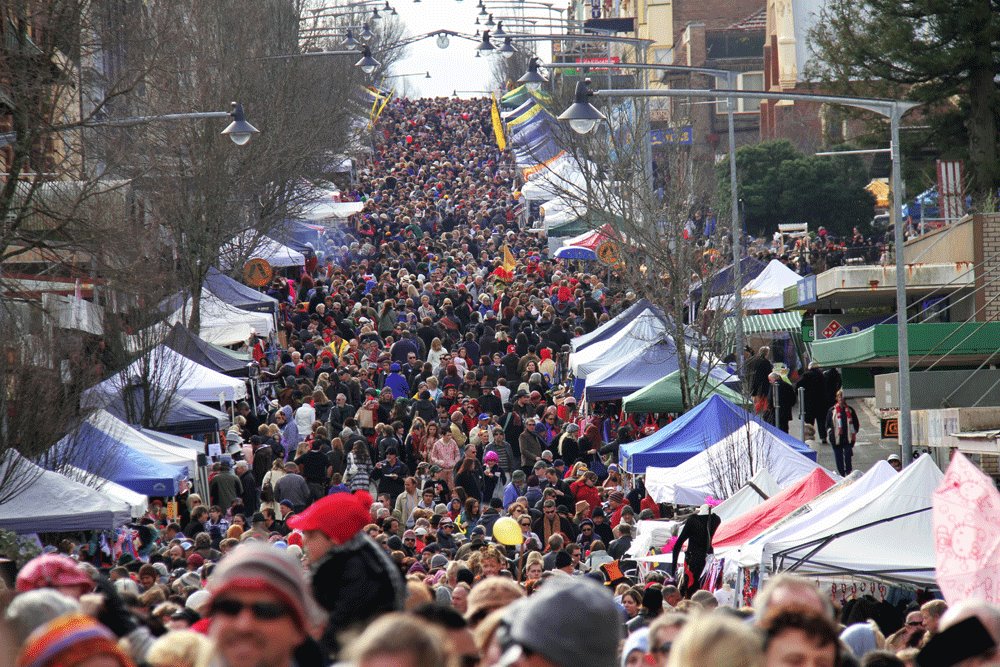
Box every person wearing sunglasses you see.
[206,542,323,667]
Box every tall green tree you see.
[807,0,999,202]
[730,140,875,237]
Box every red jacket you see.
[570,478,601,518]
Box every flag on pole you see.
[491,93,507,151]
[502,243,517,273]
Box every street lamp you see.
[485,13,496,26]
[361,23,374,40]
[343,28,360,49]
[493,20,506,37]
[561,80,921,464]
[220,103,260,146]
[517,56,547,91]
[556,79,605,134]
[499,36,516,58]
[355,46,381,74]
[1,102,259,147]
[477,30,495,51]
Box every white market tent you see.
[64,465,148,520]
[540,195,588,230]
[646,421,829,505]
[693,468,781,522]
[731,461,899,567]
[0,452,132,533]
[90,410,200,479]
[708,259,803,311]
[521,167,587,203]
[166,291,274,346]
[569,309,668,379]
[760,455,941,586]
[85,345,247,404]
[221,232,305,268]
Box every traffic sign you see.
[243,258,273,287]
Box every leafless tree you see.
[704,421,773,499]
[513,70,742,410]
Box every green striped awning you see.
[724,310,805,337]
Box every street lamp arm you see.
[397,30,481,47]
[594,88,920,117]
[504,32,653,47]
[540,61,736,82]
[258,49,360,60]
[0,103,257,147]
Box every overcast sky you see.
[386,1,496,98]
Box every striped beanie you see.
[207,542,320,626]
[17,613,133,667]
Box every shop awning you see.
[724,310,804,337]
[809,322,1000,368]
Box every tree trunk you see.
[965,0,999,200]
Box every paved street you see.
[788,397,899,474]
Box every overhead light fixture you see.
[425,71,432,78]
[361,23,374,40]
[221,102,260,146]
[383,0,392,9]
[485,13,495,26]
[479,3,488,16]
[343,29,359,49]
[557,79,606,134]
[371,7,381,21]
[355,46,381,75]
[474,16,480,25]
[494,20,505,36]
[518,56,547,91]
[499,37,515,58]
[477,29,495,51]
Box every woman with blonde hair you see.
[427,337,448,373]
[667,614,765,667]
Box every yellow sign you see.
[596,240,621,266]
[166,501,178,521]
[243,258,273,287]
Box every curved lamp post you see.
[561,78,921,465]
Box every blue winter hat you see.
[390,362,401,372]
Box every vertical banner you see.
[936,159,964,222]
[491,93,507,151]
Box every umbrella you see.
[933,452,1000,604]
[554,245,598,261]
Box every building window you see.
[716,71,764,114]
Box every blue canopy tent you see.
[688,256,769,303]
[554,246,598,261]
[55,421,187,495]
[96,384,230,436]
[571,299,659,352]
[163,323,251,377]
[204,266,279,314]
[619,394,817,474]
[583,338,739,403]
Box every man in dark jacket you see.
[768,371,798,433]
[825,389,860,476]
[209,460,242,510]
[288,492,404,656]
[234,461,259,514]
[796,361,827,439]
[372,447,409,500]
[745,346,773,402]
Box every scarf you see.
[831,404,856,443]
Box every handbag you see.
[357,402,376,429]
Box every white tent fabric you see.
[708,259,803,311]
[166,291,274,346]
[540,195,588,229]
[628,519,680,558]
[64,465,148,520]
[85,345,247,404]
[0,452,132,533]
[646,421,830,505]
[521,168,587,203]
[303,200,365,221]
[570,309,667,378]
[731,462,898,567]
[760,455,941,586]
[90,411,198,478]
[221,233,305,268]
[681,469,781,521]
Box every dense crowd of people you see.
[4,95,998,667]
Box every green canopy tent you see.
[622,369,748,414]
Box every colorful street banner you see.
[491,93,507,151]
[650,126,693,146]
